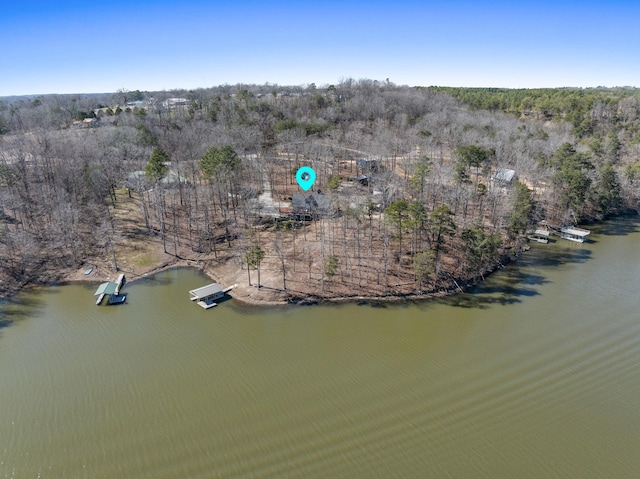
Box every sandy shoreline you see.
[55,257,292,307]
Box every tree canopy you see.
[199,145,240,180]
[145,147,169,182]
[2,81,640,300]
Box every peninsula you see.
[1,83,638,303]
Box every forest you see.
[1,81,640,301]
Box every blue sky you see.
[2,0,639,95]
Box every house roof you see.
[126,170,188,185]
[292,191,332,213]
[493,167,516,183]
[161,170,188,184]
[356,158,380,171]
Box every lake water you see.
[1,217,640,478]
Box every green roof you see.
[94,282,118,296]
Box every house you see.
[356,158,380,172]
[292,190,332,219]
[162,98,191,109]
[126,169,189,188]
[160,170,189,185]
[71,117,99,129]
[492,167,516,184]
[353,174,374,186]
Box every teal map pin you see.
[295,166,316,191]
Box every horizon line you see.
[3,83,640,99]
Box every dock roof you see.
[189,283,224,300]
[560,227,590,237]
[94,282,118,296]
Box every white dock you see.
[114,273,126,295]
[223,284,237,294]
[197,299,218,309]
[528,229,550,243]
[551,226,591,243]
[189,283,237,309]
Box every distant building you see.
[71,117,99,129]
[492,167,516,184]
[292,191,332,219]
[126,169,189,188]
[356,158,380,172]
[348,174,376,186]
[162,98,191,109]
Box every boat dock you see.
[527,229,550,243]
[189,283,237,309]
[94,274,127,305]
[550,225,591,243]
[537,220,591,243]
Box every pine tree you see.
[145,148,169,182]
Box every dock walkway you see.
[114,274,126,295]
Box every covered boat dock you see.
[189,283,237,309]
[94,274,126,305]
[527,229,550,243]
[556,226,591,243]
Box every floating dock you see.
[108,294,127,305]
[189,283,237,309]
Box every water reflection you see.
[592,214,640,236]
[0,289,47,326]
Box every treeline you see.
[0,81,638,299]
[428,86,640,137]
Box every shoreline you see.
[34,254,504,308]
[16,214,609,307]
[0,232,526,305]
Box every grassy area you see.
[134,254,160,267]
